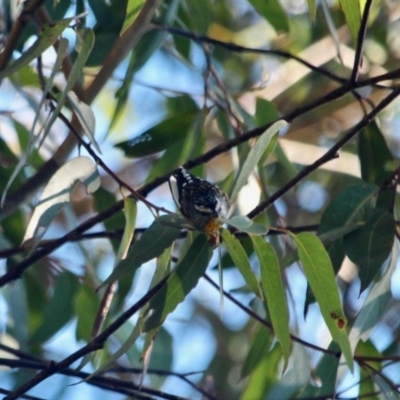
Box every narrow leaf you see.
[293,232,353,371]
[344,209,395,292]
[115,111,197,158]
[349,243,397,352]
[114,198,137,267]
[221,216,268,235]
[99,215,182,288]
[0,18,73,80]
[30,272,79,344]
[121,0,146,34]
[252,236,291,367]
[22,156,100,245]
[67,91,101,154]
[339,0,361,44]
[221,229,261,297]
[230,120,287,201]
[144,234,212,331]
[358,121,394,186]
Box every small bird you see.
[168,167,230,235]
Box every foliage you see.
[0,0,400,399]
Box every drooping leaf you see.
[348,243,397,353]
[252,236,291,367]
[241,342,281,399]
[344,209,395,292]
[121,0,146,34]
[230,120,287,201]
[306,0,317,22]
[22,156,101,245]
[144,234,212,331]
[241,325,273,379]
[339,0,361,44]
[114,197,137,267]
[115,111,198,158]
[99,214,182,288]
[293,232,353,371]
[108,0,181,134]
[30,272,79,344]
[0,18,74,81]
[248,0,289,32]
[75,284,100,342]
[67,91,101,154]
[266,342,311,400]
[221,229,260,297]
[298,341,340,398]
[358,121,394,186]
[318,182,378,273]
[221,216,268,235]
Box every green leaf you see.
[306,0,317,22]
[121,0,146,34]
[248,0,289,32]
[298,342,340,398]
[339,0,361,44]
[348,243,397,354]
[75,284,100,342]
[241,342,281,399]
[241,325,273,378]
[293,232,353,371]
[252,237,291,367]
[22,156,101,246]
[0,18,73,81]
[30,272,79,344]
[230,120,287,201]
[144,234,212,331]
[221,229,260,297]
[318,182,378,273]
[221,216,268,235]
[358,121,394,186]
[114,198,137,268]
[344,209,395,292]
[115,111,198,158]
[99,214,182,288]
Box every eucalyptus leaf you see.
[99,215,182,288]
[144,234,212,331]
[230,120,287,201]
[293,232,353,371]
[221,216,268,235]
[252,236,291,367]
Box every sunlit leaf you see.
[293,232,353,371]
[0,18,74,81]
[99,214,182,288]
[230,120,287,201]
[221,229,261,297]
[121,0,146,34]
[67,91,101,154]
[344,209,395,292]
[144,234,212,331]
[221,216,268,235]
[22,156,101,245]
[339,0,361,44]
[114,197,137,267]
[252,236,291,367]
